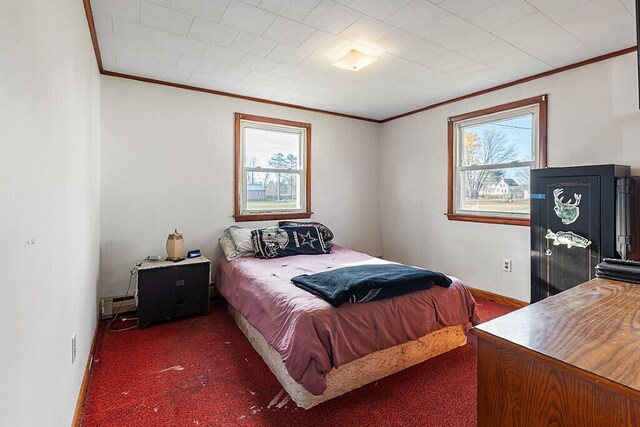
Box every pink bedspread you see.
[215,245,479,395]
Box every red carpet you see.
[81,296,515,426]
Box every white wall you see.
[100,77,381,297]
[380,53,640,302]
[0,1,101,425]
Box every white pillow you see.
[225,226,254,256]
[218,236,238,262]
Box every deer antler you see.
[566,193,581,207]
[553,188,581,207]
[553,188,564,203]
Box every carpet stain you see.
[157,365,185,373]
[267,388,287,409]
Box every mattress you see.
[215,245,479,395]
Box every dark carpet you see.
[81,296,515,426]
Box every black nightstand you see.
[135,257,210,328]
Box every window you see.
[234,113,311,222]
[447,96,547,226]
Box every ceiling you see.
[90,0,637,121]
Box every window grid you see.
[447,96,547,226]
[234,113,312,222]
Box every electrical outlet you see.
[72,333,77,364]
[502,259,512,272]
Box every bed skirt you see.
[225,303,468,409]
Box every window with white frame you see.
[447,96,547,225]
[234,113,311,222]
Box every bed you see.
[215,245,479,409]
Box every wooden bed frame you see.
[225,303,468,409]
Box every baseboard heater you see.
[100,295,137,319]
[100,284,218,319]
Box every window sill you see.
[234,211,313,222]
[445,213,530,227]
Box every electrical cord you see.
[107,261,142,332]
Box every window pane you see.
[459,166,530,214]
[460,114,533,166]
[244,127,301,169]
[245,171,300,211]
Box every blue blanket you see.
[291,264,452,307]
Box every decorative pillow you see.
[252,226,331,259]
[225,226,255,257]
[218,236,238,262]
[279,221,334,242]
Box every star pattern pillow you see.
[251,226,331,259]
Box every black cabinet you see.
[137,258,210,328]
[531,165,630,303]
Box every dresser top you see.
[137,256,210,271]
[473,278,640,392]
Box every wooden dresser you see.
[472,278,640,426]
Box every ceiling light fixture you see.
[331,49,378,72]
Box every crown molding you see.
[381,46,637,123]
[101,70,381,122]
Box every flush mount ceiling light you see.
[331,49,378,72]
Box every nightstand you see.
[135,257,211,328]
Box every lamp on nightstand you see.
[166,229,185,261]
